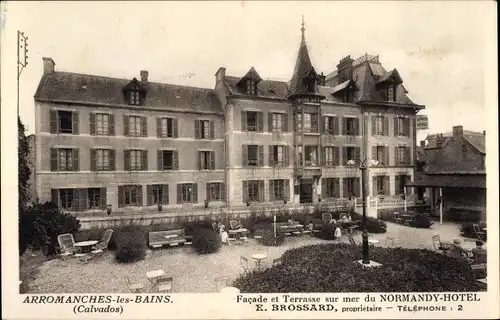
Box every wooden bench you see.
[149,230,186,249]
[272,222,304,236]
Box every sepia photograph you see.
[2,1,498,319]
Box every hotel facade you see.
[33,26,424,214]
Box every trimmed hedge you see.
[409,214,433,229]
[233,243,483,292]
[115,229,147,263]
[192,228,221,254]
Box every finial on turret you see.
[301,15,305,41]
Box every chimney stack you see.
[317,72,326,86]
[483,130,486,136]
[436,133,444,147]
[336,55,354,83]
[42,57,55,74]
[215,67,226,86]
[452,125,463,137]
[140,70,149,82]
[420,140,426,148]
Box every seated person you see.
[329,218,337,225]
[287,219,296,226]
[232,220,244,229]
[471,240,487,264]
[448,239,472,260]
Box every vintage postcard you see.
[1,1,498,319]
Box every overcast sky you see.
[2,1,496,141]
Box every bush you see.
[351,213,387,233]
[233,243,483,292]
[410,214,433,229]
[261,228,285,247]
[115,229,147,263]
[192,228,221,254]
[19,201,81,256]
[314,223,336,240]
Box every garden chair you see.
[240,256,250,274]
[156,276,173,293]
[432,235,452,254]
[473,224,486,242]
[322,213,332,224]
[393,212,403,224]
[385,236,396,248]
[57,233,78,259]
[347,234,358,246]
[91,229,113,255]
[215,276,230,292]
[273,257,282,266]
[125,276,144,293]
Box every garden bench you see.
[149,230,186,249]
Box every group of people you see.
[448,239,487,264]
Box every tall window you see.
[246,112,258,131]
[129,116,142,136]
[344,118,357,135]
[130,150,143,170]
[272,179,285,200]
[97,149,110,170]
[324,178,339,198]
[374,176,389,195]
[246,79,257,95]
[88,188,101,209]
[297,145,303,166]
[324,116,337,134]
[375,146,386,164]
[247,145,259,166]
[58,111,74,134]
[58,149,74,171]
[96,114,109,135]
[161,118,174,138]
[151,185,164,204]
[343,177,359,198]
[271,145,284,166]
[59,189,74,209]
[124,185,139,205]
[199,151,214,170]
[373,116,385,135]
[324,147,339,166]
[387,84,395,102]
[247,180,260,202]
[272,113,283,132]
[180,183,194,203]
[396,175,410,195]
[200,120,210,139]
[207,183,224,201]
[297,113,317,132]
[396,146,408,165]
[129,87,141,105]
[159,150,177,170]
[304,146,318,166]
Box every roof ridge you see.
[52,71,215,92]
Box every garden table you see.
[220,286,240,294]
[146,269,165,292]
[252,253,268,271]
[74,240,98,254]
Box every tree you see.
[18,117,32,254]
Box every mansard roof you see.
[34,71,223,114]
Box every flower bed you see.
[233,243,482,292]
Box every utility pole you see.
[17,30,29,117]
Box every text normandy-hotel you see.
[33,23,423,215]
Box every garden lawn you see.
[27,221,479,293]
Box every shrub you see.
[115,229,147,263]
[445,208,483,222]
[183,219,214,235]
[314,223,337,240]
[351,213,387,233]
[192,228,221,254]
[233,243,483,293]
[410,214,433,229]
[261,228,285,247]
[19,201,81,256]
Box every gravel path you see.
[28,221,476,293]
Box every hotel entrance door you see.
[299,179,313,204]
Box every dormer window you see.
[246,80,257,95]
[128,86,141,105]
[387,84,396,102]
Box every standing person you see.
[334,223,342,241]
[219,224,229,244]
